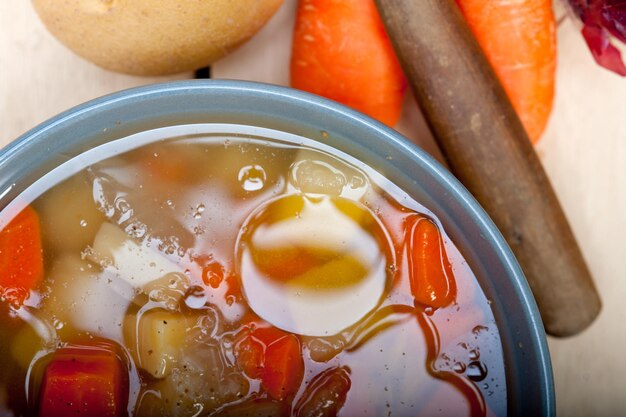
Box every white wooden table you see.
[1,1,625,416]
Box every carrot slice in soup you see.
[407,216,456,308]
[263,333,305,401]
[39,341,128,417]
[235,326,305,400]
[0,206,44,308]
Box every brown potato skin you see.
[32,0,283,75]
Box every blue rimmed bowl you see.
[0,80,553,416]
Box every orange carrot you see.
[407,216,456,308]
[234,324,284,380]
[235,326,304,400]
[0,206,44,308]
[263,333,304,400]
[456,0,556,143]
[39,341,128,417]
[291,0,406,126]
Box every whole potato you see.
[32,0,283,75]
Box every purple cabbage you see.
[568,0,626,75]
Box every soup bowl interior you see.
[0,80,553,416]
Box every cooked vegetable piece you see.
[263,333,305,400]
[407,217,456,308]
[38,341,128,417]
[43,254,133,340]
[0,206,43,307]
[124,309,190,379]
[235,327,305,400]
[11,324,45,369]
[291,0,405,126]
[216,398,290,417]
[455,0,556,143]
[140,342,248,417]
[35,173,106,255]
[295,367,351,417]
[89,222,184,290]
[234,326,291,379]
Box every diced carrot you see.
[291,0,406,126]
[455,0,556,143]
[407,216,456,308]
[263,334,305,401]
[234,325,304,400]
[39,341,128,417]
[252,326,292,347]
[234,326,290,377]
[0,206,44,308]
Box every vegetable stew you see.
[0,127,506,416]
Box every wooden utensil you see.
[374,0,601,336]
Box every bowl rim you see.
[0,79,554,416]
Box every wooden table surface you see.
[1,1,625,416]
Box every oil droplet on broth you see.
[202,261,225,289]
[238,165,267,192]
[290,159,346,196]
[237,194,393,336]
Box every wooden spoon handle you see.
[375,0,600,336]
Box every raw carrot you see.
[291,0,406,126]
[455,0,556,143]
[0,206,44,308]
[407,216,456,308]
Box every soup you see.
[0,125,506,416]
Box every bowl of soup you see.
[0,80,553,416]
